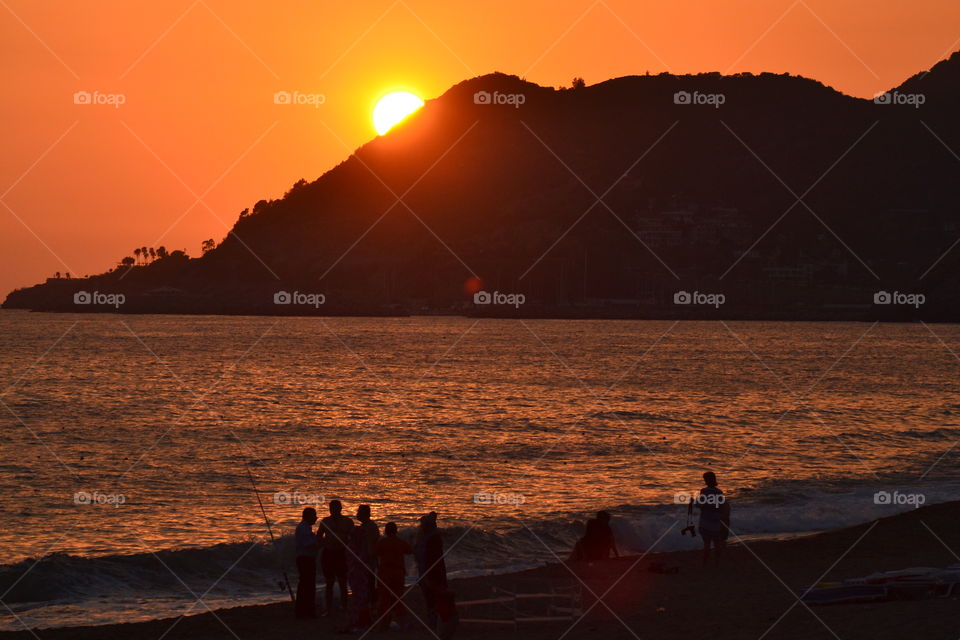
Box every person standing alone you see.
[690,471,726,567]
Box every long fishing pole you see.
[246,465,296,603]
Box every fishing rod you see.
[246,465,296,603]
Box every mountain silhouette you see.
[6,53,960,320]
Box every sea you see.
[1,310,958,630]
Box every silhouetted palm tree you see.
[134,248,141,264]
[149,247,156,262]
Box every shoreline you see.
[3,501,957,640]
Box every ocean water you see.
[1,311,958,629]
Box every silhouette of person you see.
[569,517,600,562]
[294,507,318,619]
[414,511,448,628]
[595,510,619,558]
[689,471,726,566]
[583,518,602,560]
[574,516,618,562]
[356,505,380,610]
[317,499,354,614]
[375,522,413,630]
[347,526,373,629]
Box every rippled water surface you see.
[1,311,959,628]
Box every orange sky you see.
[1,0,958,296]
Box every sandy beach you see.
[3,500,957,640]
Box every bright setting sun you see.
[372,91,424,135]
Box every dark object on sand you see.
[647,561,680,575]
[802,565,960,605]
[801,584,888,605]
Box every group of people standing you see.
[294,500,453,633]
[293,473,726,633]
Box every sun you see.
[373,91,424,135]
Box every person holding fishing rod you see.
[295,507,320,618]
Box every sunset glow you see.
[5,1,960,636]
[2,1,960,295]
